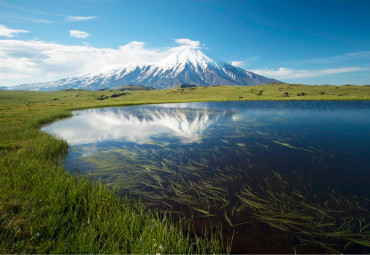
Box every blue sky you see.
[0,0,369,86]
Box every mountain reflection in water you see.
[42,107,218,145]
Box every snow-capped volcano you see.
[9,48,281,91]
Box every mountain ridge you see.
[7,47,282,91]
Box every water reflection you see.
[42,107,219,145]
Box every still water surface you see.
[43,101,370,253]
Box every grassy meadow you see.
[1,84,370,253]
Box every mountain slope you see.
[9,48,281,91]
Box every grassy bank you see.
[0,84,369,253]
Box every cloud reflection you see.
[42,107,218,145]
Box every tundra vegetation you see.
[0,84,369,253]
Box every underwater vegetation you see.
[81,146,370,253]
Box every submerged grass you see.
[1,84,370,253]
[236,174,370,253]
[82,123,370,253]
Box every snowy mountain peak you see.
[158,47,219,69]
[8,47,282,91]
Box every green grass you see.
[0,84,369,253]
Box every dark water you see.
[43,101,370,253]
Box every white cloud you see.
[24,18,55,24]
[119,41,145,50]
[251,67,370,79]
[0,24,28,38]
[70,30,90,39]
[231,61,243,67]
[66,16,97,22]
[289,51,370,66]
[345,51,370,57]
[174,38,200,48]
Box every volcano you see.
[10,47,281,91]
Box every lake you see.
[43,101,370,253]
